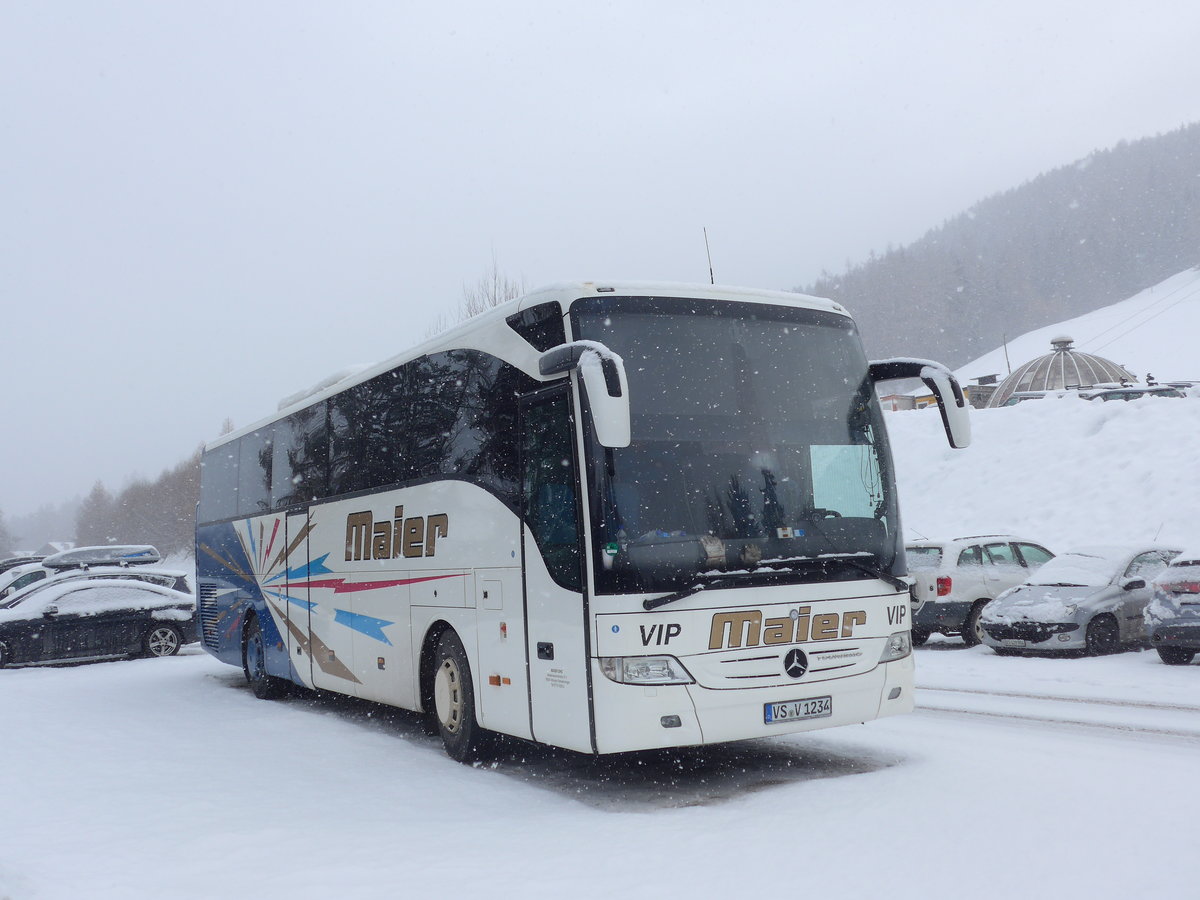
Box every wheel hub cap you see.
[434,659,463,733]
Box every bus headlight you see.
[879,631,912,662]
[600,655,694,685]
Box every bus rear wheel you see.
[433,630,492,763]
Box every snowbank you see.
[885,394,1200,552]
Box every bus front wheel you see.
[433,630,492,763]
[243,614,287,700]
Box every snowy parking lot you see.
[2,642,1196,900]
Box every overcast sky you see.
[3,1,1200,521]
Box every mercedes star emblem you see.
[784,648,808,678]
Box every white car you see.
[0,562,52,602]
[0,545,183,604]
[906,535,1055,645]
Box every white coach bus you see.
[195,282,968,761]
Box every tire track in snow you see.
[914,686,1200,745]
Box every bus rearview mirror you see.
[539,341,631,449]
[869,358,972,450]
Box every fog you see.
[4,1,1200,518]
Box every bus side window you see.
[522,391,582,592]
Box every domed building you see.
[986,336,1136,408]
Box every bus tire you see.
[243,614,287,700]
[433,630,492,763]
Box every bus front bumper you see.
[590,654,914,755]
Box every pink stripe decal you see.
[286,573,468,594]
[264,518,281,566]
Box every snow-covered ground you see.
[4,280,1200,899]
[1,644,1196,900]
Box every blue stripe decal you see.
[264,588,317,611]
[246,523,258,567]
[333,609,394,645]
[266,553,334,585]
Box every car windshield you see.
[572,295,899,594]
[906,547,943,570]
[1027,552,1118,587]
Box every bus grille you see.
[198,584,221,650]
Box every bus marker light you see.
[500,622,507,639]
[489,675,502,686]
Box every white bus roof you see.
[207,282,846,451]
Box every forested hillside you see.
[804,122,1200,367]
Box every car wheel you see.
[962,602,988,647]
[432,630,492,763]
[144,624,183,658]
[1156,647,1196,666]
[1085,615,1120,656]
[910,628,931,647]
[243,614,287,700]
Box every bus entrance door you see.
[283,511,314,687]
[520,386,594,754]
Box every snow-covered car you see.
[0,561,52,602]
[1078,385,1185,401]
[0,545,184,604]
[906,535,1055,645]
[1144,550,1200,665]
[981,545,1181,655]
[0,576,196,667]
[0,554,44,576]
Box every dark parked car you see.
[1145,551,1200,665]
[0,576,196,667]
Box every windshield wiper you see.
[819,553,910,592]
[643,572,763,610]
[642,554,908,611]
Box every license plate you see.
[764,696,832,724]
[1001,639,1027,648]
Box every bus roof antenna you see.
[703,227,715,285]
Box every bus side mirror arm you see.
[539,341,631,448]
[869,358,972,449]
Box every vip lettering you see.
[345,506,449,561]
[887,604,907,625]
[639,623,682,646]
[708,607,868,650]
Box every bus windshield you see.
[572,296,900,595]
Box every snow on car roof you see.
[42,545,161,570]
[0,576,189,618]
